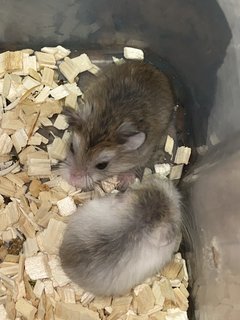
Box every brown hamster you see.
[59,175,182,296]
[62,61,175,190]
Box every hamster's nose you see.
[69,171,89,189]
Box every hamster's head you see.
[61,106,147,190]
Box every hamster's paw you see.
[117,172,136,191]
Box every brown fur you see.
[63,61,176,189]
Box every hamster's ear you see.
[117,122,146,151]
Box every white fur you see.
[60,176,182,296]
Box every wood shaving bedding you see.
[0,46,191,320]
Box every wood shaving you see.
[0,46,191,320]
[123,47,144,60]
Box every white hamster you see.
[59,175,182,296]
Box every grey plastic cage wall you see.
[1,1,239,319]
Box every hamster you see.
[62,61,176,190]
[59,175,182,296]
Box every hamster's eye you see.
[95,162,108,170]
[69,142,74,154]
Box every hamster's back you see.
[59,176,182,296]
[83,61,176,144]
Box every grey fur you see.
[59,175,182,296]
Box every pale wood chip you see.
[59,57,80,83]
[5,51,23,72]
[40,117,52,126]
[90,296,112,311]
[27,158,51,176]
[2,73,11,97]
[57,286,76,303]
[34,200,52,228]
[11,128,28,153]
[23,237,39,257]
[17,254,25,283]
[0,131,13,155]
[37,292,46,319]
[174,147,191,165]
[0,304,7,320]
[64,82,82,96]
[133,284,155,314]
[17,214,37,238]
[179,284,189,298]
[0,271,16,290]
[166,308,188,320]
[25,253,51,280]
[81,292,95,306]
[173,288,189,311]
[65,93,77,109]
[35,52,56,67]
[29,179,43,197]
[101,176,118,193]
[18,146,36,165]
[33,279,45,299]
[105,306,113,315]
[44,279,55,297]
[0,200,20,231]
[40,100,62,118]
[143,167,152,176]
[22,75,41,90]
[21,49,34,54]
[49,85,69,100]
[123,47,144,60]
[165,136,174,156]
[152,281,165,308]
[161,257,183,280]
[149,311,167,320]
[41,45,71,60]
[45,176,75,194]
[127,315,149,320]
[23,54,37,75]
[57,196,77,216]
[112,296,132,309]
[73,191,95,203]
[5,172,25,187]
[71,53,93,73]
[0,52,6,74]
[23,272,37,303]
[169,165,184,180]
[112,56,125,65]
[15,298,37,320]
[4,254,19,263]
[16,279,26,300]
[40,218,67,255]
[42,67,54,87]
[2,118,23,131]
[54,114,69,130]
[1,229,16,242]
[55,302,100,320]
[34,85,51,103]
[28,134,43,145]
[29,67,42,81]
[154,163,171,177]
[0,263,19,276]
[107,307,127,320]
[158,277,177,311]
